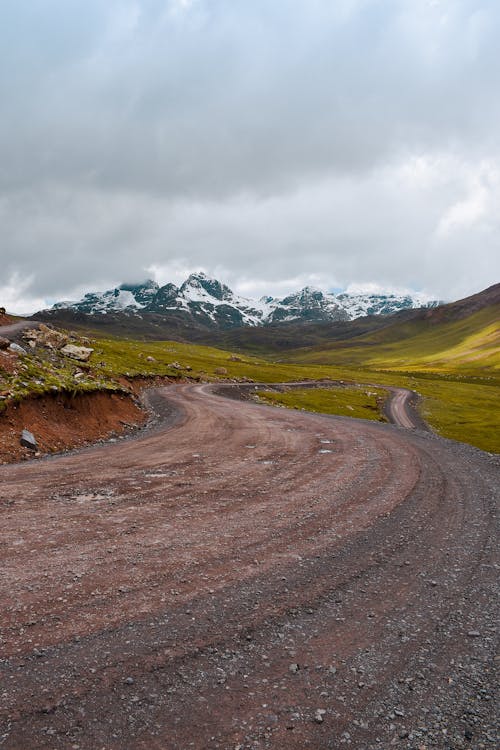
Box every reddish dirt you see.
[0,390,146,464]
[0,312,14,326]
[0,384,498,749]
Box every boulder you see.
[0,336,10,350]
[20,429,37,450]
[60,344,94,362]
[214,367,228,375]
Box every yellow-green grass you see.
[93,336,342,382]
[406,378,500,453]
[255,385,387,422]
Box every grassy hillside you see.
[283,305,500,376]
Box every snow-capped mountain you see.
[50,273,439,329]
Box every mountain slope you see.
[283,283,500,375]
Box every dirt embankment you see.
[0,390,147,464]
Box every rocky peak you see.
[180,273,233,302]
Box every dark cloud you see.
[0,0,499,312]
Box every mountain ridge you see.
[49,272,439,330]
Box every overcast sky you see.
[1,0,499,313]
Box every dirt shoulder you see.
[0,389,147,464]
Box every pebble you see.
[314,709,326,724]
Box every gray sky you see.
[1,0,499,313]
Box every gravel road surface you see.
[0,321,39,340]
[0,383,498,749]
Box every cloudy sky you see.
[1,0,499,313]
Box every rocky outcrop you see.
[60,344,94,362]
[23,323,68,350]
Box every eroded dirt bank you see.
[0,383,498,749]
[0,390,147,463]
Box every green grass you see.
[255,385,387,422]
[92,336,343,382]
[405,378,500,453]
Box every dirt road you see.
[0,383,498,749]
[0,321,39,340]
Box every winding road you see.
[0,383,498,749]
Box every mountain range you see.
[49,273,438,330]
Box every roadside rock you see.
[23,324,68,350]
[0,336,10,350]
[215,367,228,375]
[60,344,94,362]
[8,342,27,355]
[20,429,38,450]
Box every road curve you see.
[0,383,497,749]
[213,381,427,431]
[384,387,427,430]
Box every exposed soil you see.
[0,312,14,326]
[0,383,497,749]
[0,390,147,464]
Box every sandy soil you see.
[0,383,498,749]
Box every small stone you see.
[467,630,480,637]
[289,663,299,674]
[125,677,134,685]
[314,709,326,724]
